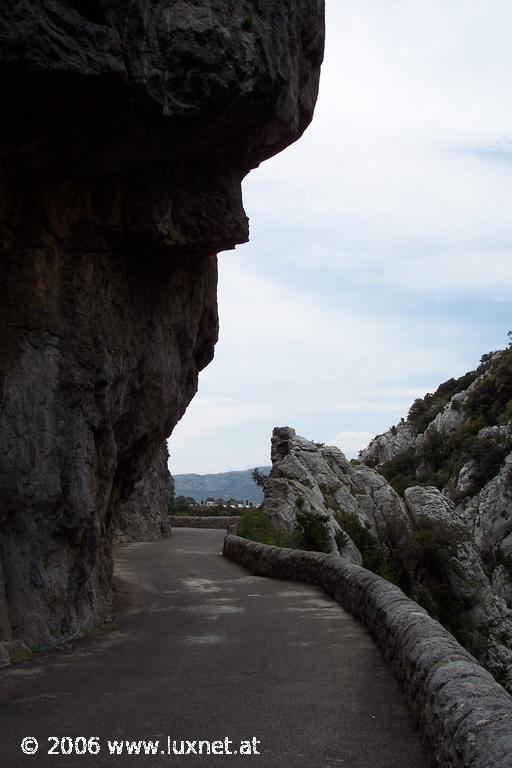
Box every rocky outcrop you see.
[116,443,173,542]
[360,360,509,474]
[0,2,325,656]
[404,486,512,685]
[470,454,512,607]
[359,349,512,638]
[424,392,469,436]
[260,427,512,690]
[360,423,416,467]
[262,427,408,563]
[262,427,347,553]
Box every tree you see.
[294,509,332,553]
[172,496,193,514]
[403,515,467,584]
[251,468,268,488]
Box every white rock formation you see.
[359,423,416,467]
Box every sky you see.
[169,0,512,475]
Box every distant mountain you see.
[173,467,271,505]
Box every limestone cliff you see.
[116,443,173,543]
[0,1,325,656]
[360,348,512,616]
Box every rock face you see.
[356,350,512,689]
[0,2,325,654]
[262,427,408,563]
[261,427,512,691]
[263,427,355,557]
[360,350,512,617]
[360,423,416,467]
[470,455,512,607]
[404,486,512,684]
[116,443,173,543]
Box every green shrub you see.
[407,369,479,434]
[420,427,451,470]
[379,448,417,496]
[335,509,377,557]
[465,348,512,425]
[469,438,510,494]
[294,509,332,553]
[380,403,509,498]
[171,495,196,514]
[251,467,268,488]
[380,349,510,497]
[236,508,292,547]
[414,582,473,649]
[334,509,409,588]
[402,515,468,581]
[497,399,512,426]
[238,505,333,553]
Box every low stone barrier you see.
[223,535,512,768]
[170,516,238,530]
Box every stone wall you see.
[171,516,238,530]
[223,535,512,768]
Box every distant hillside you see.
[173,467,271,505]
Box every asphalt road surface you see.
[0,528,427,768]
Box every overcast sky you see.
[169,0,512,475]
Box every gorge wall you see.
[0,0,325,656]
[116,442,173,543]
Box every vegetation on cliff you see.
[378,345,512,500]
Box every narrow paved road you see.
[1,529,427,767]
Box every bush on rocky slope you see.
[237,505,333,554]
[334,507,474,647]
[465,348,512,425]
[407,368,483,434]
[379,348,512,500]
[236,508,293,547]
[294,507,332,553]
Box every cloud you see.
[170,0,511,473]
[215,256,472,389]
[331,400,414,414]
[169,254,479,473]
[242,0,512,298]
[170,397,269,446]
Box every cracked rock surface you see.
[116,442,174,543]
